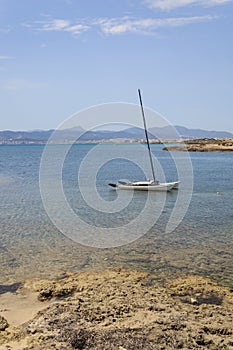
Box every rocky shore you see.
[163,138,233,152]
[0,269,233,349]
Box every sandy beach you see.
[0,269,232,349]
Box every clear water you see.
[0,144,232,286]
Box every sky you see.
[0,0,233,131]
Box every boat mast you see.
[138,89,156,182]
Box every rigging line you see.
[138,89,156,182]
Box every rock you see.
[38,286,54,301]
[1,270,233,349]
[0,315,9,331]
[37,283,76,301]
[163,138,233,152]
[190,297,197,304]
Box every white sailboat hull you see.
[110,181,180,192]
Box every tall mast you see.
[138,89,156,182]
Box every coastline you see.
[0,268,233,349]
[1,138,233,152]
[163,138,233,152]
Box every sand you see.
[0,284,51,350]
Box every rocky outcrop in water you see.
[163,138,233,152]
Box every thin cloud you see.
[27,14,217,37]
[96,15,216,35]
[30,17,90,36]
[2,79,43,91]
[144,0,232,10]
[0,55,13,60]
[36,18,71,31]
[0,26,12,34]
[64,24,89,35]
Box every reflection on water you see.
[0,145,232,287]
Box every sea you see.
[0,144,232,286]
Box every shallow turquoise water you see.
[0,144,232,286]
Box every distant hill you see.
[148,125,233,139]
[0,125,232,143]
[0,129,54,142]
[0,127,154,143]
[174,126,233,139]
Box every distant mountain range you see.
[0,125,232,143]
[149,126,233,139]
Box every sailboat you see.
[109,89,180,191]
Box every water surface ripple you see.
[0,145,232,286]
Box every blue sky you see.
[0,0,233,131]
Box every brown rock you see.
[0,315,9,331]
[1,270,233,349]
